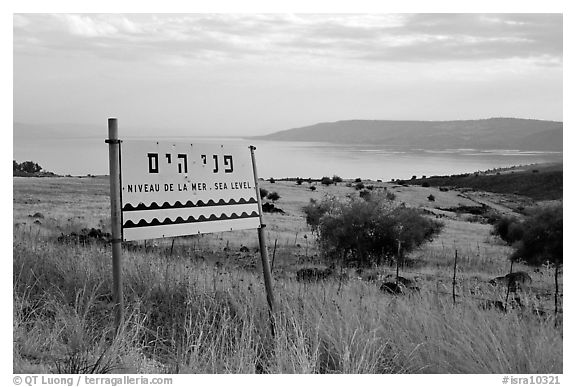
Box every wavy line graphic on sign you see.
[123,211,260,228]
[122,197,258,212]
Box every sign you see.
[120,141,260,241]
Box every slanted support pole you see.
[452,249,458,305]
[249,146,276,335]
[106,118,124,333]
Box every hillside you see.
[254,118,562,151]
[405,164,563,201]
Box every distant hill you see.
[254,118,562,151]
[13,122,104,140]
[407,163,563,201]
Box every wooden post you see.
[169,238,175,257]
[271,238,278,273]
[395,239,401,286]
[554,262,560,316]
[452,249,458,305]
[504,259,514,313]
[106,118,124,333]
[249,146,276,327]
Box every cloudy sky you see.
[13,13,562,136]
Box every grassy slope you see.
[13,177,563,374]
[406,164,563,201]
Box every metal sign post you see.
[106,118,124,332]
[250,146,276,319]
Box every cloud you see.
[13,13,562,66]
[286,13,562,64]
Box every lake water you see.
[13,136,562,181]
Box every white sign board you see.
[120,141,261,241]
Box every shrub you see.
[510,206,562,266]
[302,197,336,233]
[359,189,371,201]
[267,191,280,202]
[427,194,435,201]
[422,182,430,188]
[259,188,269,199]
[306,193,443,266]
[14,160,43,174]
[296,177,303,185]
[310,186,317,191]
[332,175,343,183]
[411,175,417,180]
[492,216,524,244]
[269,178,275,183]
[355,182,365,190]
[354,178,362,183]
[321,176,333,186]
[386,191,396,201]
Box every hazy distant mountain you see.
[254,118,562,151]
[13,122,170,141]
[13,122,103,140]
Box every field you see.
[13,174,563,374]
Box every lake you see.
[13,136,562,181]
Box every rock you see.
[380,282,403,294]
[262,202,285,214]
[489,271,532,292]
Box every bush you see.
[332,175,343,183]
[296,177,303,185]
[422,182,430,188]
[14,160,43,174]
[492,216,524,244]
[259,188,269,199]
[320,176,333,186]
[386,191,396,201]
[427,194,435,202]
[359,189,371,201]
[305,193,443,266]
[510,206,562,266]
[354,178,362,183]
[354,182,365,190]
[269,178,275,184]
[267,191,280,202]
[302,197,336,233]
[310,185,317,191]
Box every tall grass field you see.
[13,176,562,374]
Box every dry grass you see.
[12,177,563,374]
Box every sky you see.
[13,13,563,137]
